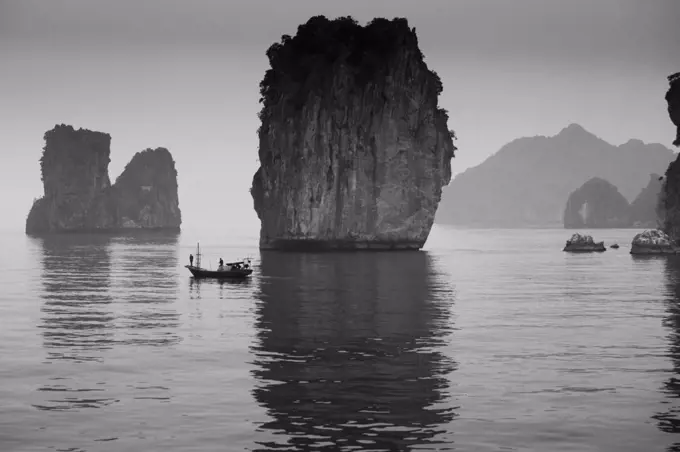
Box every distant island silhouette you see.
[251,15,456,250]
[563,177,631,228]
[563,175,661,229]
[26,124,182,234]
[436,123,675,228]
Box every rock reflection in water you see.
[34,233,117,412]
[656,257,680,450]
[250,251,457,451]
[33,231,182,414]
[110,231,181,347]
[36,233,115,363]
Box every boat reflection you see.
[189,276,252,300]
[250,251,457,451]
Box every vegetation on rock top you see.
[115,147,177,186]
[257,15,447,120]
[39,124,111,183]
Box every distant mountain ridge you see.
[436,124,676,228]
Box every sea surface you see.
[2,226,680,451]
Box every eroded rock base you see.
[630,244,680,255]
[26,226,180,236]
[260,239,425,251]
[563,243,606,252]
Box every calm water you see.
[1,226,680,451]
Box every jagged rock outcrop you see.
[563,233,605,252]
[661,73,680,240]
[250,16,456,250]
[630,229,677,255]
[629,173,663,228]
[563,177,630,228]
[26,124,181,233]
[108,148,182,229]
[26,125,112,232]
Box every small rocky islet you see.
[563,229,678,255]
[562,233,606,252]
[630,229,677,255]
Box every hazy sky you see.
[1,0,678,233]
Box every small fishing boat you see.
[185,242,253,279]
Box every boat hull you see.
[185,265,253,279]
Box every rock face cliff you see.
[251,16,456,250]
[668,72,680,147]
[661,73,680,239]
[109,148,182,229]
[26,124,181,233]
[563,177,630,228]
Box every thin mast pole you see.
[196,241,201,268]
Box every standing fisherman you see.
[189,254,194,267]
